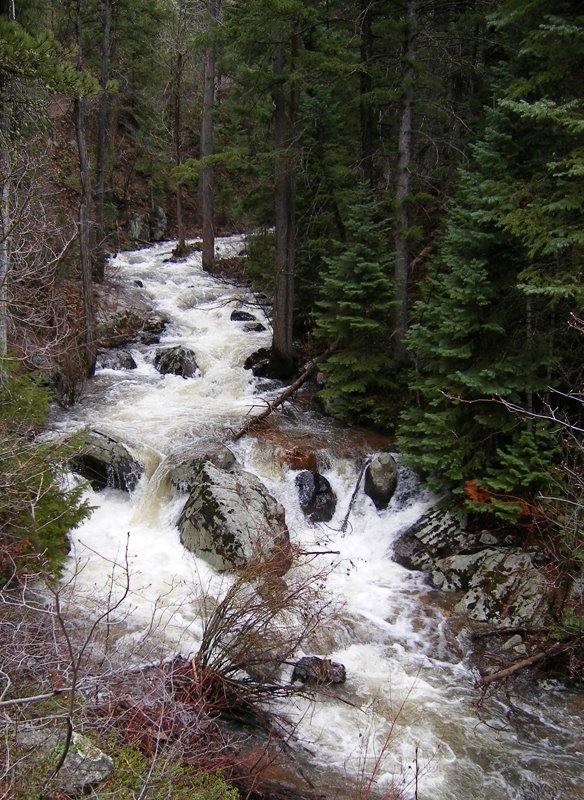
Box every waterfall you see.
[54,238,583,800]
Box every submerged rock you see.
[71,430,142,492]
[178,462,292,575]
[364,452,398,510]
[295,470,336,523]
[154,345,199,378]
[291,656,346,685]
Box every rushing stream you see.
[52,237,583,800]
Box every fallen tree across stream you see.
[232,345,336,441]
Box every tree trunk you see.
[394,0,417,361]
[199,0,219,271]
[0,0,16,364]
[74,0,96,377]
[359,0,373,185]
[95,0,112,282]
[173,48,186,252]
[269,38,297,379]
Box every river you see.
[52,236,583,800]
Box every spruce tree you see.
[313,187,394,426]
[398,0,584,509]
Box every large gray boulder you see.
[154,346,199,378]
[128,213,150,242]
[178,462,292,575]
[150,205,167,241]
[364,453,398,510]
[71,430,142,492]
[295,471,336,523]
[168,440,237,493]
[96,349,137,371]
[454,550,550,627]
[392,508,479,571]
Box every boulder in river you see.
[168,441,238,492]
[71,430,143,492]
[454,550,550,627]
[178,462,292,575]
[364,452,398,510]
[392,508,479,571]
[295,470,337,523]
[154,345,199,378]
[231,309,257,322]
[243,347,271,377]
[291,656,346,685]
[96,349,137,371]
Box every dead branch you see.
[232,344,336,441]
[479,641,571,686]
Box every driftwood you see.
[479,641,570,686]
[232,345,336,441]
[339,458,370,533]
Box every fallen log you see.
[479,641,570,686]
[232,345,336,442]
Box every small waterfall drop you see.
[54,238,583,800]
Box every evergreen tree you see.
[398,0,584,510]
[313,187,394,426]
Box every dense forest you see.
[1,0,583,797]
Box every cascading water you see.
[53,238,583,800]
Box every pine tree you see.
[313,187,395,426]
[398,0,584,508]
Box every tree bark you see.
[0,0,16,364]
[173,47,186,252]
[94,0,112,282]
[269,37,297,379]
[394,0,417,361]
[199,0,219,271]
[359,0,374,185]
[0,109,10,363]
[74,0,96,377]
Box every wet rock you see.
[140,314,168,344]
[231,310,257,322]
[392,508,478,571]
[244,347,271,377]
[178,462,292,575]
[154,345,199,378]
[454,550,549,627]
[134,279,144,287]
[295,470,336,523]
[244,322,267,332]
[71,430,142,492]
[168,441,237,492]
[431,550,498,592]
[291,656,346,685]
[364,452,398,510]
[96,349,137,371]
